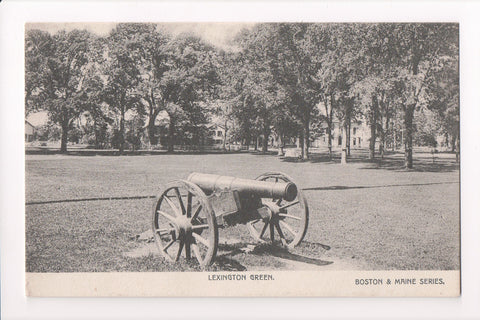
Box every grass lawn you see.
[25,149,460,272]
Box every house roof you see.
[26,111,48,127]
[25,120,35,128]
[206,123,225,130]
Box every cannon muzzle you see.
[187,172,298,202]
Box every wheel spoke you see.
[280,200,300,210]
[278,213,302,221]
[250,218,261,225]
[190,204,202,222]
[163,239,175,252]
[175,239,184,261]
[275,221,288,246]
[185,239,191,259]
[269,222,275,242]
[174,188,186,215]
[259,221,269,238]
[187,192,193,218]
[157,210,177,223]
[163,196,182,217]
[192,232,209,247]
[192,243,203,264]
[279,220,298,238]
[155,228,174,236]
[192,224,209,230]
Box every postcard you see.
[24,21,460,297]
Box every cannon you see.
[152,172,309,266]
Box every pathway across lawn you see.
[25,150,460,272]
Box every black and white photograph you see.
[21,21,462,296]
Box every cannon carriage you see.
[152,172,309,266]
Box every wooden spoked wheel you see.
[247,172,309,249]
[152,180,218,267]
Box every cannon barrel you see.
[187,172,298,202]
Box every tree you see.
[426,51,459,152]
[219,49,260,150]
[347,24,400,161]
[25,29,92,153]
[276,23,326,160]
[388,24,459,168]
[25,29,52,116]
[325,24,363,164]
[80,75,113,149]
[102,24,143,153]
[233,24,285,153]
[123,23,171,147]
[158,34,220,152]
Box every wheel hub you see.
[263,201,285,220]
[173,216,192,238]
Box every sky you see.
[25,22,255,51]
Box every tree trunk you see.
[381,115,389,159]
[59,109,69,153]
[327,122,332,160]
[167,115,175,153]
[341,120,348,164]
[379,129,385,159]
[346,118,351,156]
[60,119,68,153]
[404,105,415,169]
[392,122,396,152]
[369,96,378,160]
[262,125,269,153]
[327,95,334,160]
[119,110,125,154]
[302,119,310,160]
[94,118,100,149]
[450,133,456,153]
[147,110,160,146]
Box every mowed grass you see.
[25,150,460,271]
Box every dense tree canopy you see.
[25,23,459,167]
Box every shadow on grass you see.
[303,181,459,192]
[218,242,333,268]
[358,158,459,173]
[280,150,459,173]
[212,256,247,271]
[25,148,251,157]
[251,243,333,266]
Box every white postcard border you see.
[1,0,480,319]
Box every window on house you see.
[338,135,342,146]
[353,138,356,146]
[217,130,222,137]
[353,127,357,135]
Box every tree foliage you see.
[25,23,459,166]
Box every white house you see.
[25,120,35,142]
[207,123,226,147]
[310,120,370,150]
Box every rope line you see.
[25,181,458,206]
